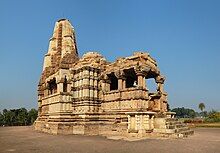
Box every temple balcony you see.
[103,87,149,102]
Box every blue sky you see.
[0,0,219,111]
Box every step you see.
[166,125,175,129]
[176,130,194,138]
[175,127,190,133]
[165,118,178,122]
[166,121,183,125]
[175,124,188,128]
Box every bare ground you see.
[0,126,219,153]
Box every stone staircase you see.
[154,118,194,138]
[165,118,194,137]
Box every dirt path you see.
[0,126,219,153]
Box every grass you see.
[194,122,220,128]
[178,118,220,128]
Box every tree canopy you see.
[171,107,196,118]
[0,108,38,126]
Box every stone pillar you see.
[73,72,78,99]
[79,70,83,98]
[94,79,98,99]
[83,68,90,98]
[89,70,94,99]
[127,115,131,131]
[56,81,62,93]
[155,75,165,93]
[67,80,71,92]
[139,115,143,131]
[135,65,150,89]
[135,115,140,131]
[106,81,110,91]
[138,115,147,134]
[102,74,110,92]
[143,76,146,89]
[44,84,48,96]
[145,115,150,130]
[122,80,126,89]
[60,83,63,92]
[101,81,106,91]
[157,83,164,93]
[137,75,143,87]
[150,115,154,129]
[115,70,125,90]
[94,70,98,99]
[155,76,166,112]
[118,79,123,90]
[83,69,89,85]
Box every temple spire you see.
[43,19,79,71]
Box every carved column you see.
[158,83,164,93]
[89,68,94,99]
[138,75,143,88]
[135,65,150,89]
[93,69,98,100]
[73,72,77,99]
[143,76,146,89]
[101,74,106,92]
[75,72,79,99]
[115,70,125,90]
[101,80,106,91]
[155,75,165,93]
[44,83,48,96]
[83,67,90,99]
[106,81,110,91]
[118,79,123,90]
[54,77,61,93]
[102,74,110,92]
[67,78,71,93]
[79,69,83,99]
[122,80,126,89]
[156,75,166,112]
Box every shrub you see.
[204,111,220,123]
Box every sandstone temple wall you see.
[35,19,193,138]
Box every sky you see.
[0,0,220,112]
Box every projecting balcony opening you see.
[48,78,57,95]
[124,68,137,88]
[63,76,67,92]
[108,73,118,91]
[146,78,157,95]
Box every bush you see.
[204,111,220,123]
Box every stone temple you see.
[35,19,193,138]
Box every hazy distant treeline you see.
[171,107,220,123]
[0,108,38,126]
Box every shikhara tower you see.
[35,19,193,138]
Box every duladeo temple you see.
[34,19,193,138]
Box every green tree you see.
[1,108,38,126]
[3,109,16,126]
[171,107,196,118]
[28,108,38,125]
[199,103,205,112]
[0,112,4,126]
[17,108,28,126]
